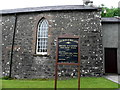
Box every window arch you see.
[36,18,49,55]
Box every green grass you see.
[1,77,120,88]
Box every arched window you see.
[36,18,48,55]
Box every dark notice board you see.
[57,38,79,63]
[55,36,80,89]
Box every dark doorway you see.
[105,48,118,73]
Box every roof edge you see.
[101,17,120,23]
[0,5,101,14]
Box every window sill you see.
[33,54,50,57]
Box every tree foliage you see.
[100,4,120,17]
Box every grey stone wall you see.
[2,11,103,79]
[2,15,15,76]
[0,15,2,89]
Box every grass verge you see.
[1,77,120,88]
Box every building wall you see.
[118,23,120,74]
[2,11,103,79]
[102,23,118,48]
[118,1,120,7]
[1,15,15,77]
[0,15,2,79]
[102,23,120,74]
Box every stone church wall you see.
[1,10,103,79]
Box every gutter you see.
[9,13,17,78]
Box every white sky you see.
[0,0,120,10]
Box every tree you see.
[100,4,120,17]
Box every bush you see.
[2,76,13,80]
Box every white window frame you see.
[36,18,48,55]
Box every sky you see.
[0,0,120,10]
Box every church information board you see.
[58,38,78,63]
[55,35,80,90]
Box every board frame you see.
[54,34,80,90]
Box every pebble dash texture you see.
[2,10,103,79]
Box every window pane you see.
[37,18,48,54]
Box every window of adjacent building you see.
[36,18,48,55]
